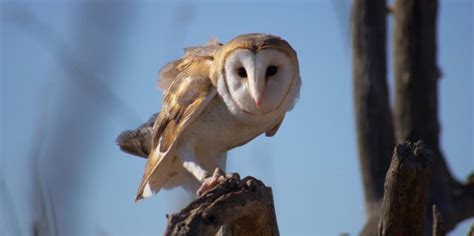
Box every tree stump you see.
[378,140,433,236]
[165,175,279,236]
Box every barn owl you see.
[116,33,301,201]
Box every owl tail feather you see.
[134,146,173,202]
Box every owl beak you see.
[249,71,265,109]
[255,98,261,109]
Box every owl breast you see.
[180,95,281,170]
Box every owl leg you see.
[196,167,226,196]
[216,152,227,171]
[181,155,226,196]
[179,142,209,184]
[180,145,230,196]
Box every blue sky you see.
[1,0,472,235]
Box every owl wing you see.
[116,112,158,158]
[157,39,222,90]
[135,62,216,201]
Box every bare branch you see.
[455,182,474,225]
[432,205,445,236]
[392,0,473,231]
[351,0,395,234]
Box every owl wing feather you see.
[157,39,222,91]
[135,57,216,201]
[115,112,158,158]
[120,40,222,157]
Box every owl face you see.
[222,47,297,115]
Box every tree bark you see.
[392,0,474,232]
[351,0,395,234]
[378,141,432,236]
[432,205,446,236]
[165,175,279,236]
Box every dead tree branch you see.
[378,141,432,236]
[165,175,279,236]
[352,0,473,233]
[351,0,395,234]
[393,0,474,232]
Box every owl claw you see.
[197,167,226,196]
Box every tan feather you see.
[157,39,222,91]
[157,59,184,90]
[136,58,217,201]
[115,113,158,158]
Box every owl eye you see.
[266,65,278,77]
[237,67,247,78]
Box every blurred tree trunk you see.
[351,0,395,235]
[352,0,474,235]
[392,0,474,232]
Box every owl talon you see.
[197,167,226,196]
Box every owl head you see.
[211,33,300,116]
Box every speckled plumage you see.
[117,33,301,201]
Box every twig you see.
[432,205,445,236]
